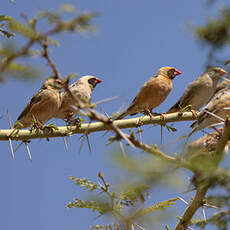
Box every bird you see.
[185,127,229,172]
[14,77,65,129]
[214,74,230,94]
[168,67,227,113]
[189,86,230,136]
[54,75,102,120]
[115,66,182,120]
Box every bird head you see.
[206,67,227,80]
[158,66,182,80]
[77,75,102,89]
[42,77,66,90]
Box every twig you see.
[88,108,136,148]
[174,186,208,230]
[40,40,61,78]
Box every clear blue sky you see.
[1,1,229,229]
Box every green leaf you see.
[46,37,60,47]
[67,198,111,214]
[0,15,12,22]
[121,184,150,205]
[7,61,42,80]
[90,224,118,230]
[8,19,40,39]
[139,198,179,217]
[69,176,98,192]
[60,4,76,12]
[39,11,61,25]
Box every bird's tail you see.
[114,111,130,120]
[167,101,180,113]
[114,103,136,120]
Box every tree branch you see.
[174,118,230,230]
[175,186,208,230]
[0,112,195,141]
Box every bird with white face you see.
[54,75,102,120]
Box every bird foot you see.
[191,110,198,120]
[42,125,57,133]
[143,109,153,118]
[64,112,81,127]
[160,112,167,122]
[31,120,44,131]
[150,112,166,121]
[65,117,81,127]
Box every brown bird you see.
[168,67,227,113]
[115,66,182,120]
[54,75,102,120]
[14,77,65,129]
[186,127,229,172]
[189,86,230,136]
[214,74,230,94]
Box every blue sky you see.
[1,1,229,229]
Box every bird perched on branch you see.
[115,66,181,120]
[186,127,229,172]
[14,77,65,129]
[168,67,227,113]
[189,86,230,136]
[54,75,102,120]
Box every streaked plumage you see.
[186,127,229,171]
[168,67,226,113]
[14,77,65,128]
[190,86,230,135]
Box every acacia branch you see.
[0,112,195,141]
[175,186,208,230]
[174,118,230,230]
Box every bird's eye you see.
[167,69,176,78]
[88,78,97,86]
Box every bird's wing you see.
[17,90,43,121]
[168,80,201,112]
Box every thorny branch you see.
[0,112,195,141]
[174,118,230,230]
[40,40,60,78]
[2,10,230,230]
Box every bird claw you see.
[191,110,198,120]
[144,109,153,118]
[65,117,81,127]
[160,112,167,122]
[42,125,56,133]
[30,120,44,131]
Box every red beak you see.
[174,69,182,76]
[96,78,102,83]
